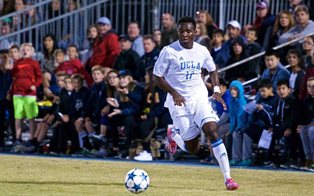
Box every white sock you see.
[79,132,87,148]
[171,129,188,152]
[212,139,231,182]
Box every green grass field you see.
[0,155,313,196]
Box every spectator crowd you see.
[0,0,314,170]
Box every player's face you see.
[259,87,273,99]
[277,85,290,98]
[230,87,239,98]
[92,70,105,83]
[307,80,314,97]
[178,22,196,48]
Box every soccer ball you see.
[124,168,149,194]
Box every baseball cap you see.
[97,17,111,25]
[256,1,268,9]
[119,34,131,41]
[119,69,133,77]
[227,20,241,30]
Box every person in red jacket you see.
[86,17,120,69]
[11,43,42,151]
[56,44,93,86]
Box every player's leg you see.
[202,121,239,190]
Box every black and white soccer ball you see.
[124,168,149,194]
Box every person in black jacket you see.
[225,37,257,83]
[113,35,142,81]
[84,66,108,149]
[49,75,79,154]
[106,70,143,156]
[265,80,299,167]
[134,66,171,161]
[297,77,314,169]
[140,35,159,78]
[71,74,89,150]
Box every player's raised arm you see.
[153,75,185,106]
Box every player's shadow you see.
[0,180,123,186]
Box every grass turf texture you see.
[0,155,312,196]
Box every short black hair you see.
[219,78,229,87]
[258,79,273,89]
[212,29,225,37]
[277,79,290,88]
[265,49,280,58]
[178,16,196,29]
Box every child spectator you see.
[210,29,225,69]
[245,27,262,69]
[49,75,79,154]
[9,45,21,62]
[297,77,314,170]
[0,50,13,150]
[261,49,290,93]
[225,37,257,82]
[56,44,93,86]
[84,65,108,149]
[30,72,67,153]
[11,43,42,151]
[229,80,252,166]
[71,74,89,150]
[245,79,276,149]
[265,80,298,167]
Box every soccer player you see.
[153,16,239,190]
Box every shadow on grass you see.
[0,180,123,186]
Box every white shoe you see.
[134,151,153,161]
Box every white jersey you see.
[153,41,216,108]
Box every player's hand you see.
[108,109,122,118]
[171,91,185,106]
[213,92,227,110]
[284,129,292,137]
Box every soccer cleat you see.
[225,178,239,190]
[165,128,177,155]
[134,151,153,161]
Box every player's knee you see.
[202,122,219,140]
